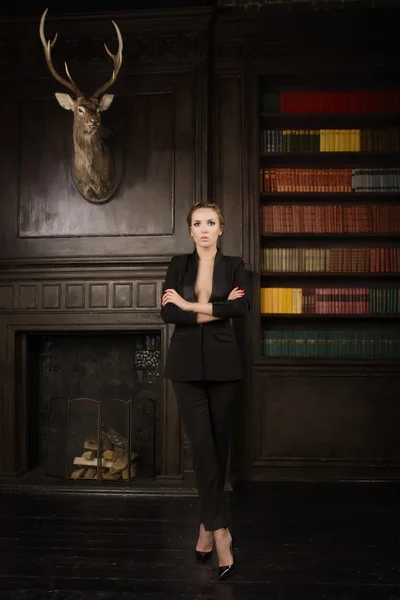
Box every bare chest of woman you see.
[195,261,214,303]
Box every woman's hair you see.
[186,202,225,230]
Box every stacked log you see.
[70,427,137,481]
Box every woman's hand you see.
[227,286,245,301]
[161,289,190,311]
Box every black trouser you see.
[172,380,240,532]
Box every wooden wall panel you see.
[19,91,175,238]
[250,368,400,480]
[255,370,400,463]
[2,74,197,257]
[213,74,244,259]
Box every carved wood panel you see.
[0,281,159,311]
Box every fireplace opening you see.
[20,332,161,485]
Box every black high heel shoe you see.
[218,532,235,581]
[195,549,213,564]
[195,524,213,564]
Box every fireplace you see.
[0,283,191,491]
[16,332,161,485]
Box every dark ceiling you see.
[0,1,215,17]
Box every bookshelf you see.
[257,84,400,362]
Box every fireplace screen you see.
[30,333,159,483]
[46,395,153,482]
[68,397,134,481]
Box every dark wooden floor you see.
[0,482,399,600]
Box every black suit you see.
[161,248,250,381]
[161,248,250,531]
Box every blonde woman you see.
[161,202,249,580]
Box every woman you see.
[160,201,250,581]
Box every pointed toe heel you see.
[195,549,212,564]
[218,563,235,580]
[218,533,236,581]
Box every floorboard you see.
[0,482,399,600]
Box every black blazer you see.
[161,248,250,381]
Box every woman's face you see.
[190,208,223,249]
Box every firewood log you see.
[101,426,128,449]
[84,438,97,451]
[84,468,97,479]
[103,471,121,480]
[102,450,114,460]
[81,450,96,460]
[121,463,137,480]
[71,467,86,479]
[73,457,113,468]
[110,451,138,472]
[100,433,113,451]
[84,436,112,452]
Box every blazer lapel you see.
[182,248,228,303]
[182,250,198,302]
[210,248,227,302]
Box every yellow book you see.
[268,288,273,314]
[350,129,357,152]
[355,129,360,152]
[329,129,335,152]
[326,130,331,152]
[286,288,291,313]
[272,288,279,313]
[326,129,330,152]
[282,288,288,313]
[265,288,273,314]
[344,129,350,152]
[278,288,285,314]
[296,288,303,314]
[278,288,284,314]
[340,130,345,152]
[335,129,340,152]
[286,288,293,314]
[266,288,270,314]
[320,129,326,152]
[267,288,272,314]
[348,129,353,152]
[260,288,265,313]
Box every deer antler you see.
[39,8,83,98]
[92,21,123,98]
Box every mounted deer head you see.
[39,8,123,201]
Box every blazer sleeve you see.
[212,258,250,319]
[160,256,198,326]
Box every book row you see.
[260,129,400,153]
[260,330,400,357]
[259,90,400,114]
[260,205,400,233]
[260,168,400,193]
[260,248,400,273]
[259,287,400,314]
